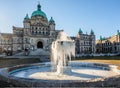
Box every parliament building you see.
[0,3,62,55]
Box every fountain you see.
[0,31,120,87]
[51,32,75,75]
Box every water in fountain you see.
[51,31,75,75]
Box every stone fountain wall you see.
[0,70,120,87]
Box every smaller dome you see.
[100,36,105,41]
[31,3,47,18]
[49,17,55,22]
[79,28,83,34]
[117,30,120,35]
[24,14,29,20]
[90,29,94,35]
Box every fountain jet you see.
[51,31,75,75]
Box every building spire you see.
[38,1,40,4]
[37,1,41,10]
[79,28,83,34]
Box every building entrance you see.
[37,41,43,48]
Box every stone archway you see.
[37,41,43,49]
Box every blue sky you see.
[0,0,120,39]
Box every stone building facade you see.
[75,29,96,55]
[96,30,120,54]
[0,3,62,54]
[0,33,12,54]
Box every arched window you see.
[36,27,37,30]
[39,31,41,34]
[32,27,34,29]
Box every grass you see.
[76,60,120,70]
[74,56,120,70]
[75,56,120,60]
[0,58,41,68]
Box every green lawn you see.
[0,58,40,68]
[75,56,120,70]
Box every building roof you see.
[0,33,13,38]
[13,26,23,30]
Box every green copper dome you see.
[117,30,120,35]
[100,35,105,41]
[49,17,55,22]
[31,3,47,18]
[79,28,83,34]
[24,14,29,20]
[90,29,94,35]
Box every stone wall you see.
[0,69,120,87]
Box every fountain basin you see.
[0,62,120,87]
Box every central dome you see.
[31,3,47,18]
